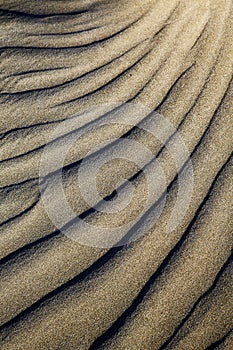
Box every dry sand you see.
[0,0,232,349]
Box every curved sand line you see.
[0,0,232,349]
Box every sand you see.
[0,0,232,349]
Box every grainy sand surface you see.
[0,0,232,349]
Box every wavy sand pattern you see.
[0,0,233,349]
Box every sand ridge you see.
[0,0,232,349]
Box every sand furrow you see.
[1,147,232,350]
[93,160,232,350]
[0,98,232,329]
[1,0,230,185]
[0,0,232,349]
[161,261,233,349]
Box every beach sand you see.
[0,0,232,349]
